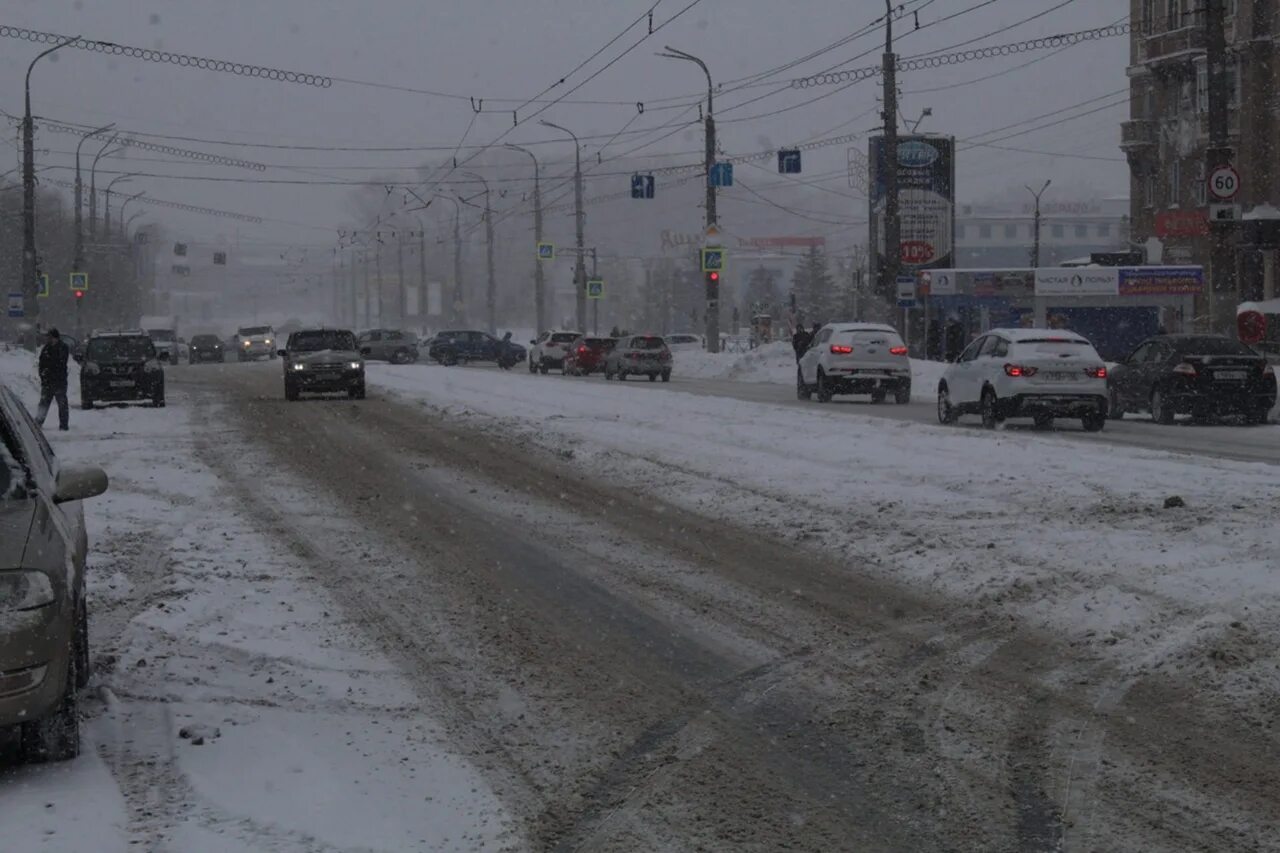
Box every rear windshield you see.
[584,338,612,348]
[1011,339,1097,358]
[147,329,175,342]
[631,337,665,350]
[550,333,579,343]
[291,331,356,352]
[86,337,155,361]
[832,330,903,347]
[239,326,272,336]
[1173,337,1254,356]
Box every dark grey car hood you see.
[291,349,361,365]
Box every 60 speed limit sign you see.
[1208,165,1240,201]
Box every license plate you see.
[110,380,135,388]
[1216,370,1247,380]
[1045,371,1079,381]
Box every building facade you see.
[955,197,1131,268]
[1123,0,1278,305]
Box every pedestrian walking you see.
[792,324,812,362]
[36,328,71,431]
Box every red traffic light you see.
[708,271,719,282]
[73,290,84,299]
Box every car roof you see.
[986,328,1091,343]
[292,327,354,335]
[89,330,148,338]
[826,323,898,334]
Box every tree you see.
[743,265,781,317]
[791,245,835,325]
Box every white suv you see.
[529,330,583,374]
[936,328,1109,431]
[798,323,911,404]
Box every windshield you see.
[631,337,665,350]
[86,337,155,361]
[239,326,272,337]
[550,333,579,343]
[147,329,176,342]
[833,330,903,347]
[1174,337,1255,356]
[290,331,357,352]
[191,335,221,345]
[0,425,21,500]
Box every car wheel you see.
[20,654,79,763]
[1108,388,1126,420]
[894,386,911,405]
[980,388,1001,429]
[539,363,549,375]
[604,367,613,380]
[936,385,958,425]
[1151,388,1174,425]
[648,373,657,382]
[661,370,671,383]
[619,371,628,381]
[285,381,299,401]
[797,368,812,400]
[1082,412,1106,432]
[153,393,166,408]
[816,370,832,403]
[349,383,366,400]
[870,389,887,404]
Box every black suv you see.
[189,333,226,364]
[80,332,166,409]
[1108,334,1276,424]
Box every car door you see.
[1112,341,1151,406]
[1,390,79,579]
[802,328,831,384]
[949,336,987,405]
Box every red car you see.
[564,336,616,376]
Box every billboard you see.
[869,134,956,274]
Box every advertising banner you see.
[1034,268,1120,296]
[1117,266,1203,295]
[869,134,956,273]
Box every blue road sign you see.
[70,272,89,292]
[7,293,24,318]
[587,279,605,299]
[537,242,555,261]
[37,274,49,298]
[631,174,655,199]
[778,149,802,174]
[701,248,725,273]
[896,275,917,308]
[709,162,734,188]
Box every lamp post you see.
[74,123,114,270]
[505,143,545,334]
[1026,179,1052,269]
[540,120,586,332]
[103,173,134,238]
[119,191,146,238]
[89,135,121,240]
[658,47,720,352]
[462,171,496,335]
[22,34,80,316]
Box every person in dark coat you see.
[36,328,71,431]
[792,325,812,362]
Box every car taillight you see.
[1172,362,1198,377]
[1085,366,1107,378]
[1004,364,1038,377]
[830,345,853,354]
[889,346,908,356]
[578,346,588,354]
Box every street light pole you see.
[103,173,134,238]
[463,171,496,335]
[506,143,546,334]
[22,34,80,316]
[119,191,145,238]
[659,47,720,352]
[540,120,586,332]
[89,135,120,241]
[74,123,114,270]
[1026,179,1052,269]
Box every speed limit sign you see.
[1208,165,1240,201]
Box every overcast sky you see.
[3,0,1129,250]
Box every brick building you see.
[1122,0,1279,311]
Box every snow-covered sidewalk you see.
[366,360,1280,706]
[0,349,514,852]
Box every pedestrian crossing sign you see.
[537,243,555,261]
[587,279,604,299]
[69,272,89,292]
[700,247,725,273]
[37,274,49,298]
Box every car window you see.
[831,330,904,348]
[1011,339,1097,358]
[289,330,357,351]
[1173,337,1255,356]
[550,333,579,344]
[0,403,29,500]
[386,331,403,341]
[86,337,156,361]
[239,326,272,336]
[814,329,833,346]
[990,338,1009,358]
[1,389,54,483]
[1127,342,1153,364]
[470,332,488,343]
[538,332,550,342]
[368,331,383,342]
[978,336,1002,357]
[959,338,984,362]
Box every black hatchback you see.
[1108,334,1275,424]
[79,332,166,409]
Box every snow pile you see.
[674,341,796,383]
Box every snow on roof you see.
[830,322,898,333]
[990,328,1089,343]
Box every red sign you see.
[900,240,935,265]
[1239,310,1267,345]
[1155,209,1209,238]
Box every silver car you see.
[1,385,108,762]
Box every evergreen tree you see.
[743,265,781,317]
[791,245,834,325]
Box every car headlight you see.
[143,359,161,372]
[264,339,272,345]
[349,361,363,370]
[83,361,101,376]
[291,362,307,371]
[243,340,252,347]
[0,571,55,611]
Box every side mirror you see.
[157,351,171,362]
[277,349,288,358]
[54,465,108,504]
[360,347,372,356]
[529,340,537,346]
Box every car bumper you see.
[1004,394,1107,418]
[0,603,70,729]
[190,350,224,362]
[823,370,910,391]
[82,376,163,400]
[289,369,363,391]
[1165,386,1276,413]
[239,343,273,358]
[539,354,567,367]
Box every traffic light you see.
[706,270,719,300]
[73,290,84,302]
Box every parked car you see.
[235,325,277,362]
[188,333,226,364]
[604,334,673,382]
[564,336,617,376]
[936,329,1108,431]
[797,323,911,404]
[1108,334,1276,424]
[1,384,108,762]
[356,329,420,364]
[665,333,702,353]
[280,328,366,401]
[79,331,166,409]
[428,330,526,367]
[529,330,585,374]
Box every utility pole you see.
[506,144,545,333]
[349,246,358,327]
[540,121,586,331]
[452,202,464,325]
[1205,0,1235,332]
[362,247,371,329]
[396,228,406,326]
[464,172,496,335]
[22,35,78,317]
[591,248,599,335]
[374,236,383,328]
[1026,180,1052,268]
[659,47,720,352]
[880,1,902,305]
[417,222,427,331]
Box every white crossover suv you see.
[798,323,911,404]
[936,328,1109,431]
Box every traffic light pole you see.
[541,121,586,333]
[1205,0,1235,332]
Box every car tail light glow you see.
[1085,366,1107,378]
[1172,362,1198,377]
[578,346,588,354]
[1004,364,1038,377]
[830,345,853,354]
[889,346,908,356]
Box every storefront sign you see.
[1034,268,1119,296]
[1155,209,1209,238]
[1117,267,1203,295]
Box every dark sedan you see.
[427,330,526,367]
[1108,334,1275,424]
[189,333,227,363]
